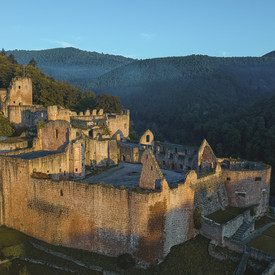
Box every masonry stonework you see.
[0,154,195,262]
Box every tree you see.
[7,54,18,64]
[0,114,15,137]
[95,94,123,113]
[0,48,6,56]
[28,57,37,67]
[77,91,96,112]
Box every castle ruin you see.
[0,78,271,263]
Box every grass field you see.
[247,224,275,255]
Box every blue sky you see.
[2,0,275,59]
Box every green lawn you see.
[255,215,275,230]
[206,206,247,224]
[247,234,275,255]
[136,235,238,275]
[0,226,115,274]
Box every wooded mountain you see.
[7,47,134,84]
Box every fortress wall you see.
[108,113,129,138]
[0,159,194,262]
[223,167,271,215]
[0,157,30,229]
[193,168,228,216]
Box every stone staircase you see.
[232,220,252,242]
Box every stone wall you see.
[193,165,228,216]
[85,138,118,166]
[21,109,47,127]
[201,217,223,243]
[223,167,271,215]
[8,105,36,124]
[0,156,195,262]
[139,149,164,190]
[118,144,139,163]
[8,78,32,106]
[140,130,154,146]
[154,141,197,173]
[201,213,244,245]
[38,120,70,151]
[107,110,130,139]
[47,106,77,122]
[0,139,28,151]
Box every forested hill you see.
[0,54,123,114]
[85,55,275,96]
[6,47,134,83]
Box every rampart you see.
[0,156,195,262]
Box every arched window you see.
[146,135,150,143]
[55,129,58,139]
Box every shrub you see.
[36,120,45,129]
[194,207,203,229]
[250,206,257,216]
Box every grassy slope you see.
[0,226,239,275]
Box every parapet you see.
[120,109,130,116]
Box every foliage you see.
[95,94,123,113]
[28,57,37,67]
[36,120,45,129]
[0,114,15,137]
[99,125,111,136]
[0,48,6,56]
[194,207,202,229]
[7,54,18,64]
[77,90,96,112]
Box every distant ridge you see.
[7,47,135,83]
[263,51,275,58]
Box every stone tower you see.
[8,77,33,106]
